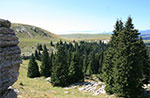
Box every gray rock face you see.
[0,19,21,98]
[0,19,11,28]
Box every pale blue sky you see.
[0,0,150,34]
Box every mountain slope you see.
[11,23,62,40]
[11,23,65,56]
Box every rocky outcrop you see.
[0,19,21,98]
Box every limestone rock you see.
[0,19,11,28]
[0,89,17,98]
[0,19,21,98]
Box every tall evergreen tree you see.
[40,45,51,77]
[50,41,54,46]
[37,44,43,51]
[27,54,40,78]
[35,49,40,60]
[102,17,149,98]
[51,45,69,87]
[102,20,124,94]
[138,37,150,85]
[68,50,84,84]
[86,52,97,75]
[83,54,88,74]
[49,52,54,74]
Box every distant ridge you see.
[139,30,150,40]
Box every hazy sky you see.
[0,0,150,34]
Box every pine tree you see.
[34,50,40,60]
[86,52,97,75]
[98,52,104,73]
[83,54,88,74]
[27,54,40,78]
[138,37,150,85]
[40,45,51,77]
[49,52,54,74]
[50,41,54,46]
[38,50,41,56]
[51,45,69,87]
[102,20,123,94]
[68,50,84,84]
[37,44,43,51]
[102,17,149,98]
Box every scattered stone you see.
[45,77,51,81]
[14,89,20,93]
[18,95,23,97]
[64,91,69,94]
[65,81,106,96]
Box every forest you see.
[27,17,150,98]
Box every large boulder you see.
[0,19,21,98]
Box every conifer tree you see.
[50,41,54,46]
[68,50,84,84]
[102,20,123,94]
[27,54,40,78]
[102,17,149,98]
[35,49,40,60]
[83,54,88,74]
[40,45,51,77]
[51,45,69,87]
[49,52,54,74]
[37,44,43,51]
[38,50,41,56]
[86,52,97,75]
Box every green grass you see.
[18,38,57,56]
[11,23,63,40]
[12,60,115,98]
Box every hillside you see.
[11,23,65,56]
[11,23,62,40]
[12,60,115,98]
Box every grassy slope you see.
[11,23,62,39]
[11,23,67,55]
[12,60,115,98]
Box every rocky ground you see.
[64,81,106,96]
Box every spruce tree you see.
[49,52,54,74]
[40,45,51,77]
[37,44,43,51]
[51,45,69,87]
[27,54,40,78]
[83,54,88,74]
[138,37,150,85]
[50,41,54,46]
[68,50,84,84]
[35,49,40,60]
[86,52,97,75]
[102,20,123,94]
[38,50,41,56]
[102,17,149,98]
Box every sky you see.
[0,0,150,34]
